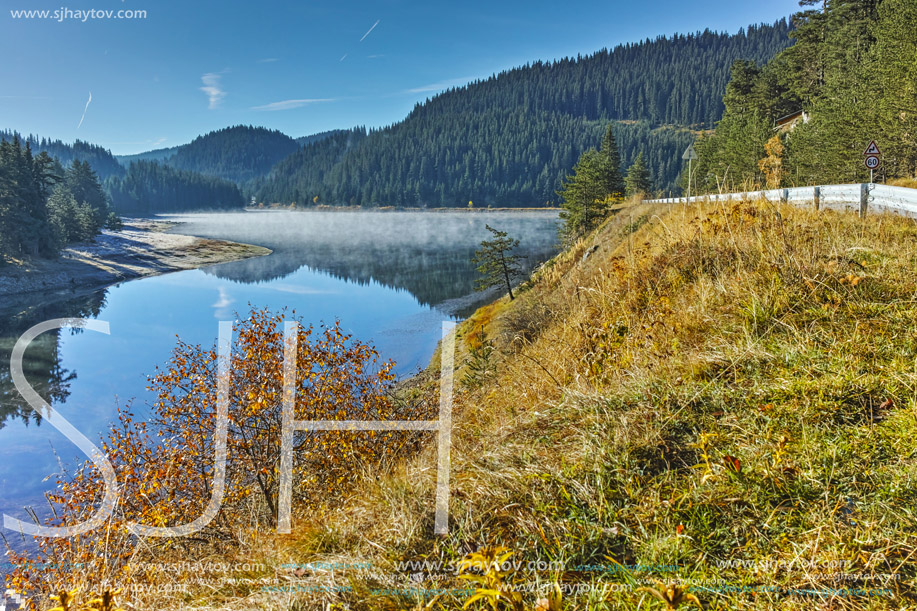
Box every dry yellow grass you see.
[204,197,917,611]
[888,177,917,190]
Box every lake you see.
[0,209,559,544]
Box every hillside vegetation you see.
[214,198,917,611]
[0,129,255,218]
[694,0,917,191]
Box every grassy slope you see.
[217,199,917,610]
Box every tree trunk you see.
[500,251,514,300]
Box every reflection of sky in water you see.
[0,211,559,539]
[0,266,441,525]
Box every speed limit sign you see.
[865,155,881,170]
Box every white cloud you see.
[258,57,279,63]
[200,73,226,109]
[251,98,336,111]
[213,286,232,309]
[212,286,234,319]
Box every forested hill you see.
[409,22,792,128]
[0,130,124,180]
[296,130,346,147]
[107,160,246,215]
[115,128,338,183]
[116,145,181,165]
[253,20,792,207]
[166,125,300,183]
[693,0,917,191]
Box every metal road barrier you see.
[647,184,917,219]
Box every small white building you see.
[774,110,810,132]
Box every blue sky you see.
[1,0,800,155]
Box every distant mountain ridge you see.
[115,127,343,184]
[116,145,181,165]
[296,130,346,147]
[162,125,300,184]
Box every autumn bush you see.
[7,308,431,605]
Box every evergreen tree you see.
[0,138,115,262]
[625,152,652,196]
[62,160,111,234]
[472,225,523,300]
[598,125,626,197]
[0,130,124,180]
[46,188,80,248]
[558,149,610,241]
[866,0,917,179]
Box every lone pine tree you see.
[473,224,522,300]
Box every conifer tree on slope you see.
[599,125,626,198]
[625,152,652,197]
[472,225,522,301]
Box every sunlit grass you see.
[252,198,916,610]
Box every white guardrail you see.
[647,183,917,219]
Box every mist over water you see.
[163,209,560,314]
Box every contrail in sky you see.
[359,20,380,42]
[77,91,92,129]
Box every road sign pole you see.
[688,158,692,200]
[682,143,698,202]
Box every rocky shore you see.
[0,219,271,299]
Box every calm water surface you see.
[0,210,558,537]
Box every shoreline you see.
[247,205,559,213]
[0,218,272,301]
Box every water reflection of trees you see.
[173,211,559,310]
[0,291,107,429]
[203,239,557,309]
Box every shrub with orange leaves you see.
[7,307,430,602]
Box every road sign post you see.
[863,140,882,183]
[683,144,698,200]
